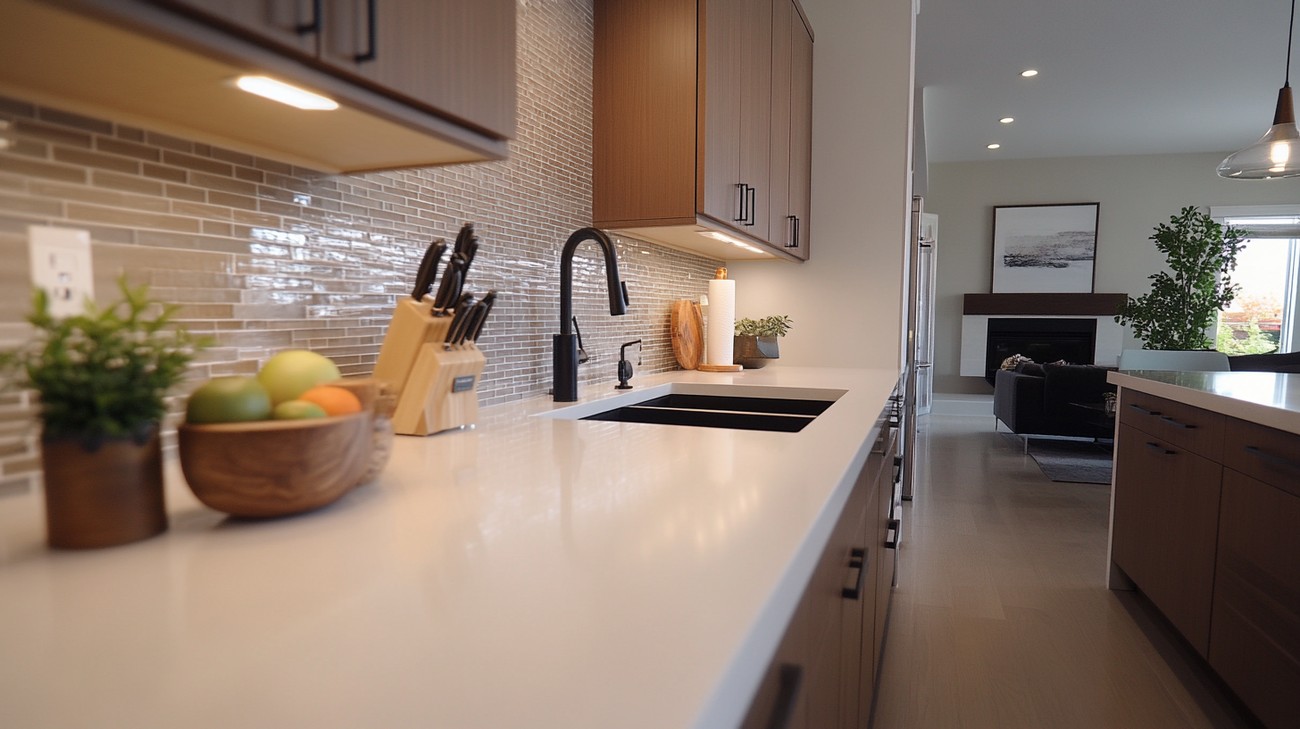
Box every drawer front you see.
[1223,417,1300,499]
[1210,470,1300,729]
[1112,424,1222,655]
[1118,389,1225,460]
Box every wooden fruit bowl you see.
[178,412,372,518]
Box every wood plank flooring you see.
[871,415,1259,729]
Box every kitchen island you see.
[0,366,900,729]
[1107,370,1300,729]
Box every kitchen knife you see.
[457,300,487,346]
[453,222,475,257]
[467,290,497,343]
[431,253,466,316]
[444,293,477,345]
[410,239,446,301]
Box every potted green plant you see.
[1115,206,1248,350]
[0,279,204,548]
[734,315,793,369]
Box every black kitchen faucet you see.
[553,227,629,402]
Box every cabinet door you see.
[1111,424,1222,655]
[737,0,772,242]
[699,0,745,228]
[320,0,516,138]
[786,11,812,259]
[1209,469,1300,729]
[152,0,317,55]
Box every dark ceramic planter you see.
[41,425,167,549]
[734,335,780,369]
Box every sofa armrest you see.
[994,369,1046,432]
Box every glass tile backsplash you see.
[0,0,722,494]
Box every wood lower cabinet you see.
[741,403,896,729]
[1111,388,1300,729]
[1111,423,1222,655]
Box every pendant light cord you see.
[1288,0,1295,86]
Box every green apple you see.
[257,350,341,405]
[186,376,273,424]
[271,400,328,420]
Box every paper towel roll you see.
[706,272,735,366]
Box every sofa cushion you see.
[1042,363,1114,410]
[1014,361,1046,377]
[1229,351,1300,373]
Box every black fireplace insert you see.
[984,318,1096,384]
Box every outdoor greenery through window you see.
[1215,212,1300,355]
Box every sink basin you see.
[542,384,844,432]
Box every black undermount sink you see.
[580,393,835,432]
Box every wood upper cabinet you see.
[767,0,812,259]
[594,0,813,262]
[150,0,516,139]
[5,0,515,172]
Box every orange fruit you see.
[297,385,363,416]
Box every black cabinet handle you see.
[1158,415,1196,430]
[1244,445,1300,473]
[794,216,800,248]
[1145,442,1177,456]
[767,664,803,729]
[786,215,797,248]
[842,547,867,600]
[1128,404,1161,416]
[746,185,757,226]
[884,518,900,549]
[355,0,378,62]
[735,183,748,223]
[295,0,321,33]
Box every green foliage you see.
[1115,206,1248,350]
[735,315,793,337]
[0,278,207,444]
[1215,317,1279,355]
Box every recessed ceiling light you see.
[1020,69,1038,78]
[987,143,1001,150]
[999,117,1015,124]
[235,75,339,110]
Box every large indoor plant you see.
[1115,206,1248,350]
[0,279,204,548]
[734,315,793,368]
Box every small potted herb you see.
[0,279,205,548]
[734,315,793,368]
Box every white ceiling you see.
[915,0,1296,163]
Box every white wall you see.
[729,0,916,371]
[927,151,1300,395]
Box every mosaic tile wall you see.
[0,0,722,495]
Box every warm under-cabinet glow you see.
[235,76,339,111]
[700,230,764,254]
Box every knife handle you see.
[468,291,497,342]
[411,240,446,301]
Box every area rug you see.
[1026,438,1113,485]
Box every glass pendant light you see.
[1218,0,1300,179]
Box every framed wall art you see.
[991,203,1099,293]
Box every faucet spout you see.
[554,227,629,402]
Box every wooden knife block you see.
[374,298,486,436]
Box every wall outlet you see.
[28,226,94,317]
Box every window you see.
[1211,206,1300,355]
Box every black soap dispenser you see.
[616,340,642,390]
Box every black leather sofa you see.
[1228,351,1300,372]
[993,362,1117,438]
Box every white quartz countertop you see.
[0,366,900,729]
[1108,370,1300,435]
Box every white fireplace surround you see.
[960,314,1124,377]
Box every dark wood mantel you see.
[963,293,1128,316]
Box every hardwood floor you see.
[871,415,1259,729]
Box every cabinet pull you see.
[1158,415,1196,430]
[746,185,757,226]
[735,183,748,223]
[295,0,322,34]
[1128,404,1161,416]
[1244,445,1300,473]
[1145,442,1177,456]
[355,0,378,62]
[767,664,803,729]
[786,215,798,248]
[842,548,867,600]
[884,518,900,549]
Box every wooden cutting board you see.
[670,299,703,370]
